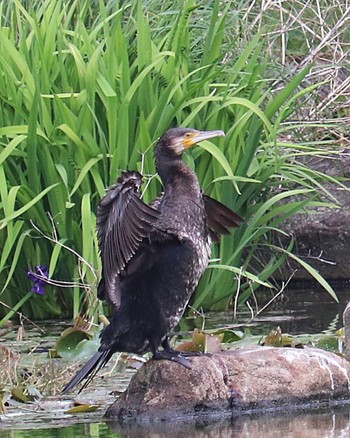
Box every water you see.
[3,406,350,437]
[1,286,350,437]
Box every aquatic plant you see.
[0,0,344,321]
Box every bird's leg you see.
[151,338,191,369]
[161,336,175,352]
[152,350,192,369]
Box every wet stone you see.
[105,347,350,422]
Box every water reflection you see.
[3,405,350,437]
[108,405,350,438]
[190,287,349,337]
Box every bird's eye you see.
[185,133,193,138]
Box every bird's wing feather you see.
[97,171,160,306]
[203,194,243,242]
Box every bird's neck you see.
[155,147,200,195]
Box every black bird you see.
[62,127,242,393]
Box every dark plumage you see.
[62,127,242,393]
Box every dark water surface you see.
[1,285,350,437]
[3,405,350,438]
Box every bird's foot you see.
[152,349,191,369]
[176,350,213,358]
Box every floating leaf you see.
[213,329,243,344]
[263,326,283,347]
[314,335,340,352]
[64,403,99,414]
[262,327,294,347]
[176,328,223,353]
[11,387,35,403]
[55,327,93,360]
[176,341,203,353]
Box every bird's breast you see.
[154,190,210,251]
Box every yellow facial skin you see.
[183,130,225,149]
[170,130,225,154]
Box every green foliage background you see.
[0,0,341,322]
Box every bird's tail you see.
[62,349,113,394]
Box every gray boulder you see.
[105,346,350,421]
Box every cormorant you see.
[62,127,242,393]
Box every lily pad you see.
[55,327,93,360]
[213,329,243,344]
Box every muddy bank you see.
[278,154,350,281]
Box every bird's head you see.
[159,127,225,155]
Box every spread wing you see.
[203,194,243,242]
[96,171,161,307]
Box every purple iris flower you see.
[26,265,50,295]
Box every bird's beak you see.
[183,130,225,148]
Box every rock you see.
[105,346,350,421]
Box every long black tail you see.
[62,349,113,394]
